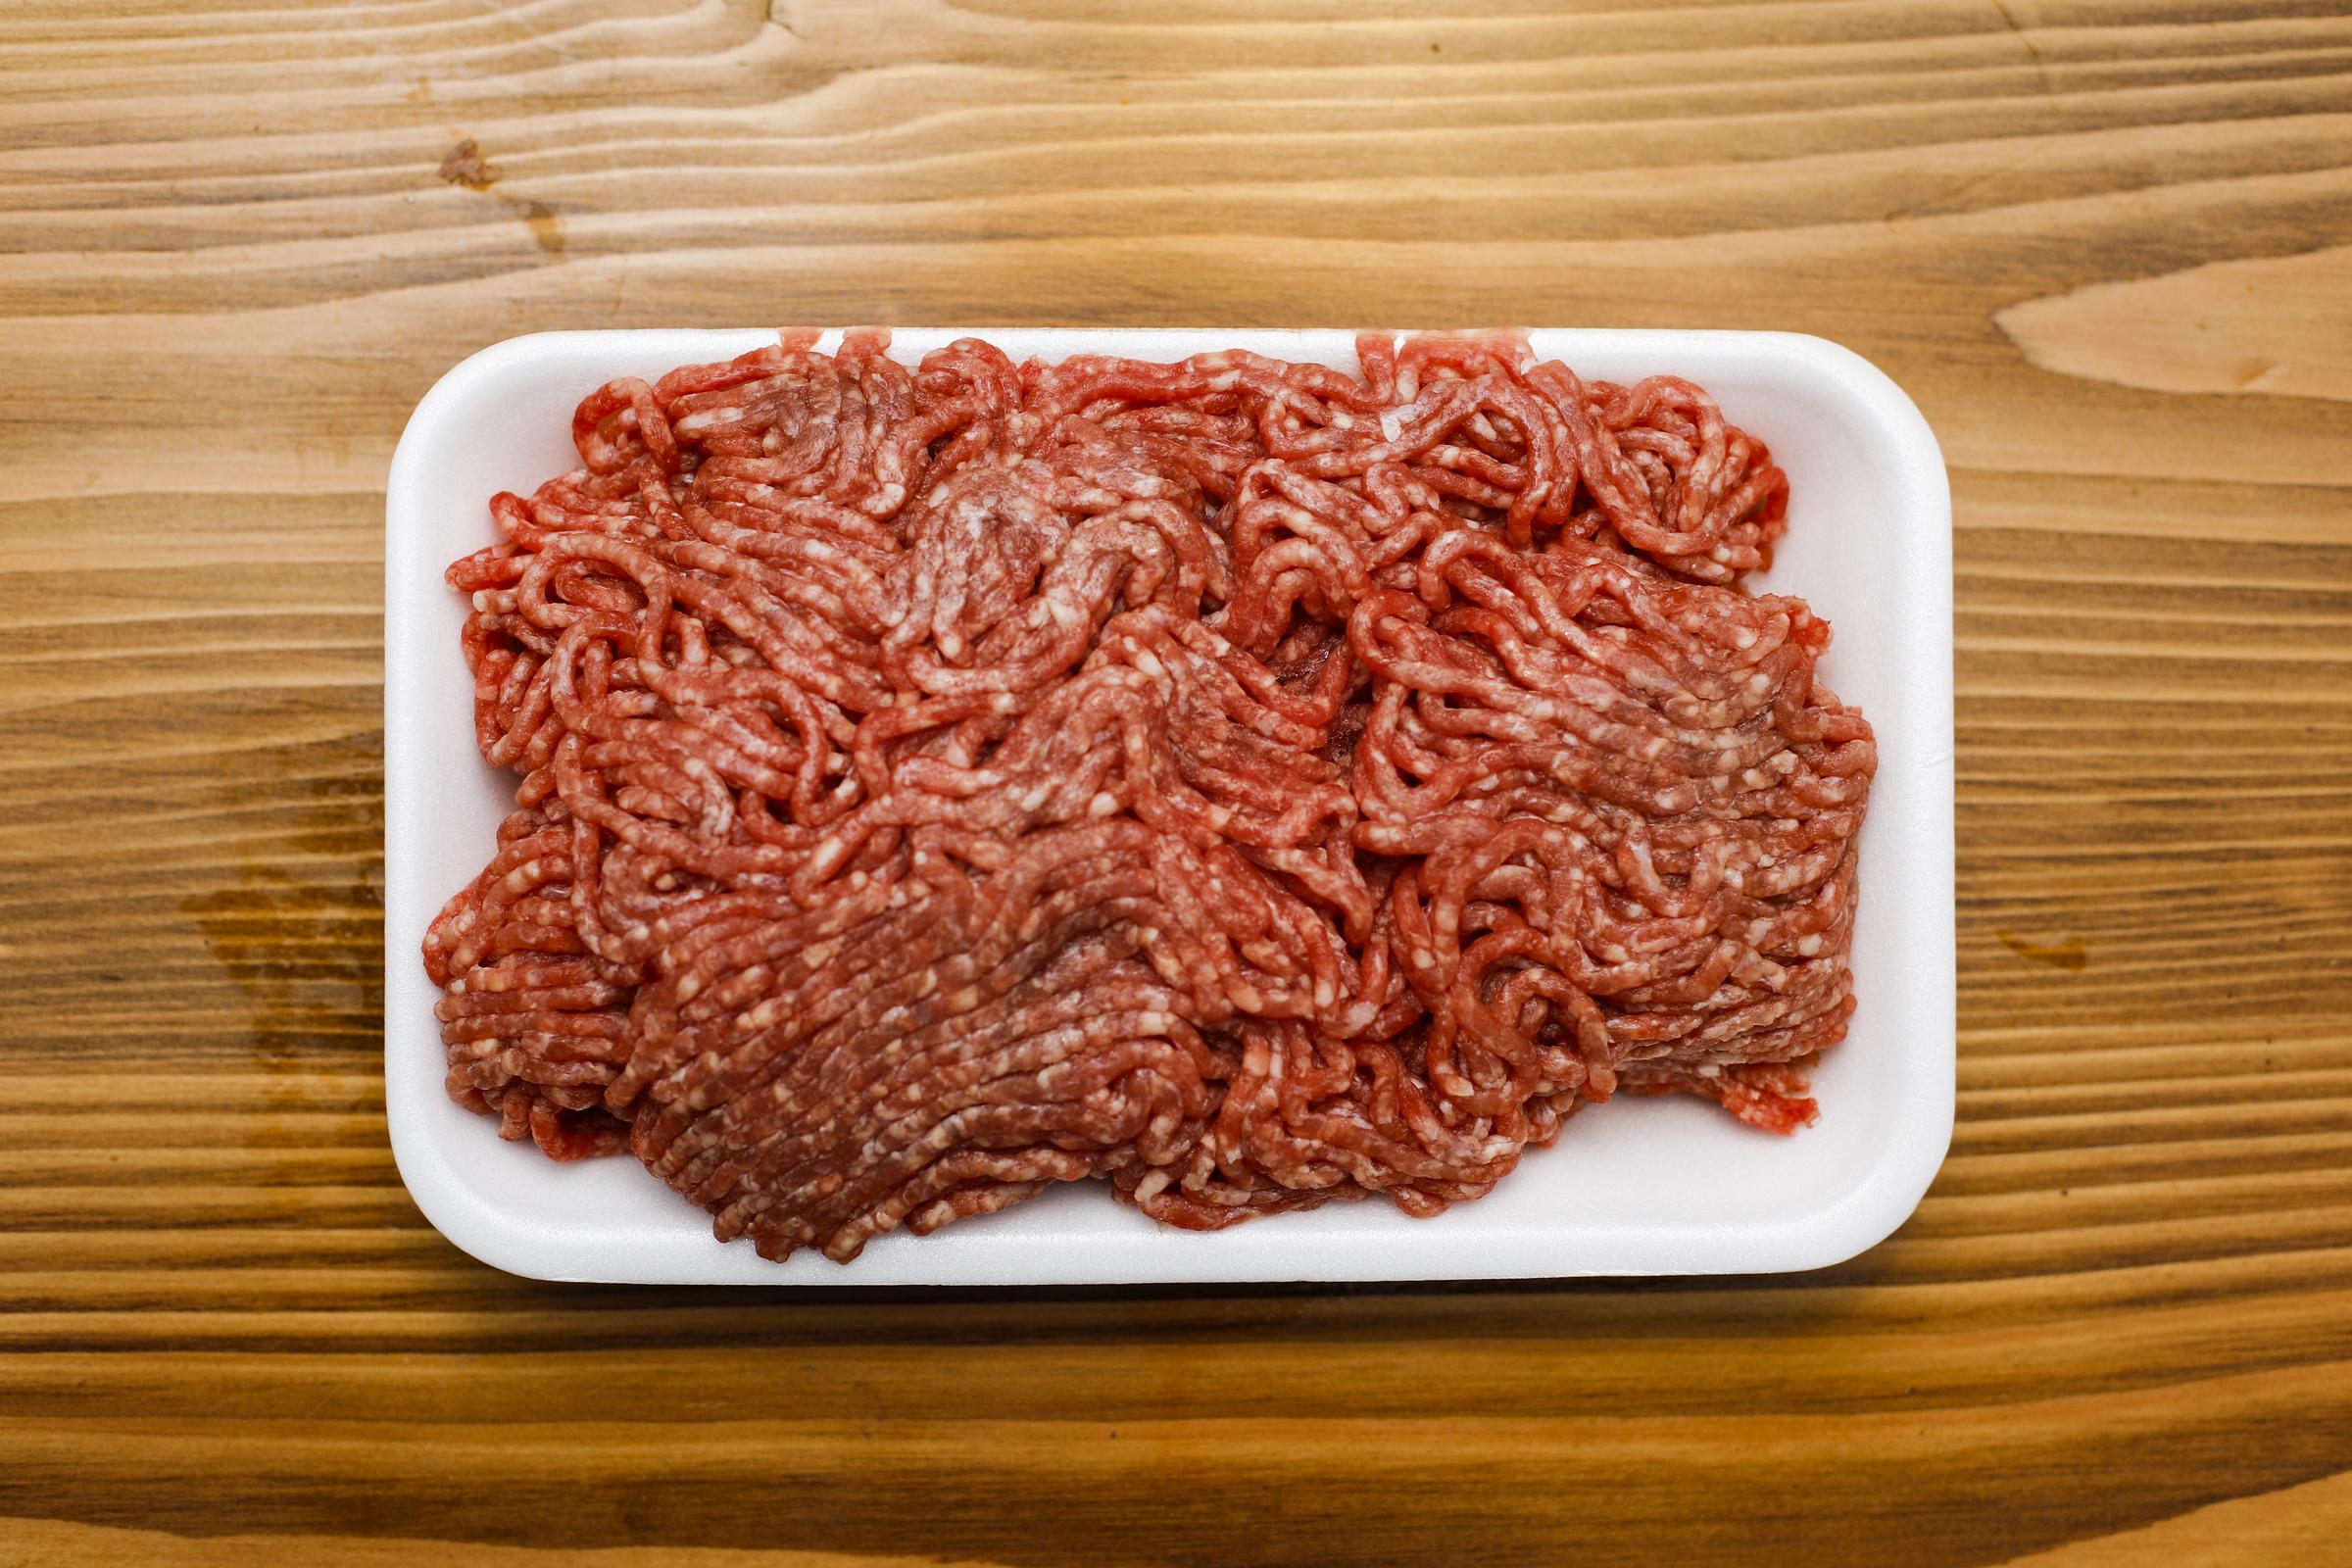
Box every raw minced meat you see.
[423,330,1874,1263]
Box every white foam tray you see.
[385,328,1953,1284]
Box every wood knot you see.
[438,138,500,191]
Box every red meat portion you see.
[423,329,1873,1263]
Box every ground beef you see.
[422,330,1874,1263]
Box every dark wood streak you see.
[1,1,2349,1564]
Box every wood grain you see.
[1,1,2348,1563]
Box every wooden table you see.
[4,2,2349,1563]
